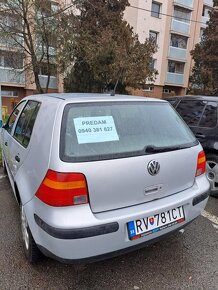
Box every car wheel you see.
[206,153,218,197]
[20,205,42,263]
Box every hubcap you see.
[206,160,218,192]
[21,206,29,250]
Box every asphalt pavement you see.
[0,167,217,290]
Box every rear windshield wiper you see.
[144,145,186,154]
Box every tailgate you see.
[83,146,200,213]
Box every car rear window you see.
[60,102,197,162]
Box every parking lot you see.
[0,167,217,290]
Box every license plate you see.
[127,206,185,240]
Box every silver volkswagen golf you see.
[0,93,210,263]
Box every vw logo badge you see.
[147,160,160,176]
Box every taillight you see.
[196,151,206,177]
[35,170,89,207]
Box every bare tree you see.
[0,0,63,93]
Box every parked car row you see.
[0,93,210,264]
[167,95,218,197]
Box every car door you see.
[1,101,26,176]
[9,100,41,178]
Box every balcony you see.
[168,46,187,61]
[165,72,184,85]
[0,67,25,85]
[174,0,193,9]
[39,75,57,89]
[0,36,23,48]
[171,19,190,35]
[203,0,214,7]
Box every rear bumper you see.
[37,220,195,264]
[34,214,119,239]
[34,191,209,241]
[24,175,210,263]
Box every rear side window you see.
[14,101,41,148]
[5,101,25,134]
[60,102,197,162]
[199,101,217,128]
[176,100,206,126]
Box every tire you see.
[20,205,42,263]
[206,153,218,198]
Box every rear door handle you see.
[15,155,20,163]
[195,133,206,139]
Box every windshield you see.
[60,101,197,162]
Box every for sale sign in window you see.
[74,116,119,144]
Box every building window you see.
[150,59,157,70]
[39,63,57,77]
[0,50,23,69]
[149,31,158,44]
[202,5,211,17]
[168,60,185,74]
[143,85,154,92]
[174,6,191,23]
[170,34,188,49]
[163,88,173,94]
[2,90,18,97]
[0,13,22,32]
[151,2,161,18]
[36,0,59,17]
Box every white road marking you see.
[201,210,218,225]
[0,174,6,180]
[212,224,218,230]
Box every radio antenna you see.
[111,78,119,96]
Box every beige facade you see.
[124,0,214,98]
[0,0,65,115]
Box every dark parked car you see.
[167,95,218,197]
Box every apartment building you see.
[0,0,68,117]
[124,0,214,98]
[0,0,214,119]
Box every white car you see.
[1,93,210,263]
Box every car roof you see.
[24,93,167,103]
[166,95,218,102]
